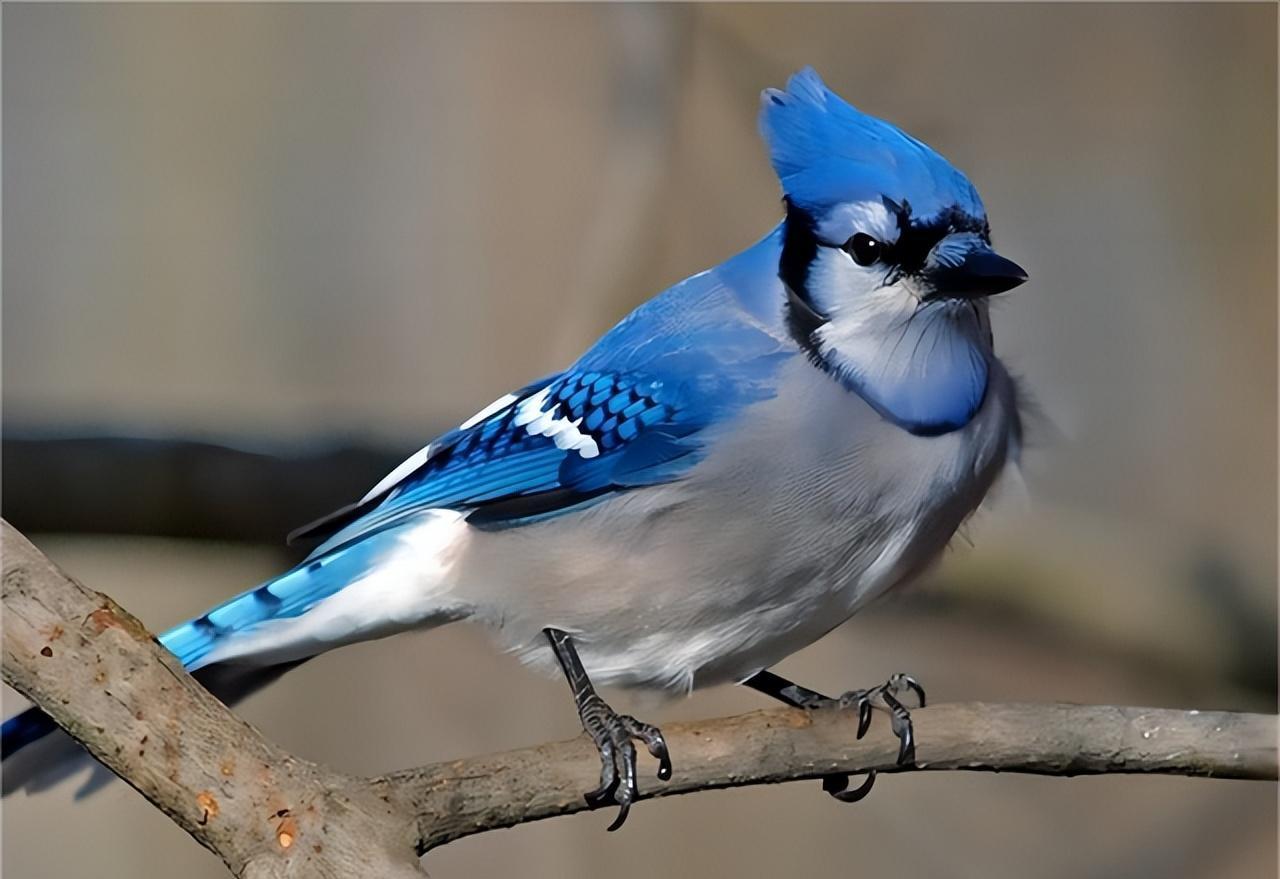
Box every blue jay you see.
[3,68,1026,828]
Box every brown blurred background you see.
[2,3,1276,878]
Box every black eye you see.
[843,233,883,266]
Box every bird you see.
[3,67,1027,829]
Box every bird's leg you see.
[741,670,876,802]
[741,669,927,803]
[544,628,672,831]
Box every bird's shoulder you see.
[290,232,794,553]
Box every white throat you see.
[804,248,993,435]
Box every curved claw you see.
[624,715,673,781]
[606,739,639,832]
[651,739,673,781]
[824,771,877,803]
[881,690,916,765]
[856,699,873,739]
[579,709,671,831]
[892,673,927,708]
[584,737,620,806]
[606,800,631,832]
[897,727,915,765]
[752,669,925,807]
[547,630,670,831]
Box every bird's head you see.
[760,68,1027,434]
[762,68,1026,326]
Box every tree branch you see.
[2,521,423,878]
[3,520,1276,875]
[381,701,1277,852]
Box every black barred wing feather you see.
[297,370,710,554]
[291,287,791,554]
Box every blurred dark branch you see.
[4,521,1277,877]
[2,433,412,547]
[9,431,1273,708]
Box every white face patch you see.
[804,242,903,319]
[513,387,601,459]
[813,199,899,248]
[808,237,992,434]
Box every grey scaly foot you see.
[741,669,926,802]
[828,672,927,764]
[546,628,671,831]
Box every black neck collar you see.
[779,204,828,362]
[784,281,826,362]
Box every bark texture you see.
[3,520,1275,876]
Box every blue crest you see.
[759,68,984,221]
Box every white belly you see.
[453,356,1017,692]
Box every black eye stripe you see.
[884,198,990,273]
[819,199,991,274]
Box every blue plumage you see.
[4,68,1027,813]
[4,231,795,769]
[760,67,984,223]
[161,534,395,670]
[146,347,748,687]
[300,229,791,550]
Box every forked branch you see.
[3,520,1275,877]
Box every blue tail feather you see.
[1,710,58,760]
[160,536,387,671]
[3,536,390,770]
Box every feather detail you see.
[759,67,984,222]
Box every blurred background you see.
[2,3,1276,877]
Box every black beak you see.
[925,248,1028,301]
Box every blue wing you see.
[297,229,792,553]
[3,231,793,783]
